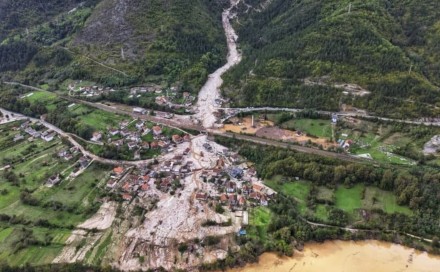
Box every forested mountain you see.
[0,0,228,90]
[223,0,440,118]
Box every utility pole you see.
[409,64,413,75]
[121,47,125,60]
[348,3,352,14]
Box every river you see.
[228,240,440,272]
[195,0,242,128]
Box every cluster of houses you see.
[197,162,273,210]
[90,119,191,158]
[46,155,92,187]
[104,135,274,213]
[68,83,116,97]
[57,146,80,161]
[17,121,57,143]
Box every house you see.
[228,194,237,206]
[133,107,147,115]
[196,193,208,201]
[228,167,243,179]
[47,175,61,186]
[183,147,191,155]
[140,183,149,191]
[260,195,268,206]
[252,184,263,192]
[122,182,131,192]
[150,141,159,149]
[183,134,191,142]
[13,134,25,142]
[91,132,102,142]
[135,121,144,130]
[120,129,131,137]
[249,192,260,200]
[42,132,56,142]
[172,134,182,144]
[107,179,118,188]
[158,141,168,148]
[58,149,68,157]
[122,194,133,201]
[227,182,236,193]
[152,126,162,136]
[109,129,120,136]
[113,166,125,177]
[238,196,246,206]
[120,120,130,129]
[127,142,138,150]
[78,156,91,168]
[220,194,228,204]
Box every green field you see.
[314,204,329,221]
[0,122,111,266]
[79,110,126,131]
[363,187,412,215]
[335,184,363,213]
[265,177,310,213]
[282,118,333,139]
[248,207,272,240]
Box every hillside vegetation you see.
[223,0,440,118]
[0,0,227,91]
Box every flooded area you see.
[228,240,440,272]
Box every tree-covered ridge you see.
[0,0,228,91]
[223,0,440,118]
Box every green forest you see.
[0,0,227,92]
[223,0,440,118]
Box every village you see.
[66,81,197,112]
[105,133,275,215]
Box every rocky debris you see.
[53,230,103,264]
[423,135,440,155]
[304,77,371,97]
[194,0,243,128]
[78,201,117,230]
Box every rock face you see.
[423,135,440,155]
[74,0,133,46]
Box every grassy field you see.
[363,187,412,215]
[265,177,310,214]
[335,184,363,213]
[79,110,126,131]
[316,186,334,202]
[282,118,333,139]
[314,204,329,221]
[0,121,111,266]
[248,207,271,240]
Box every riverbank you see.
[227,240,440,272]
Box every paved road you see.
[0,107,153,166]
[222,106,440,127]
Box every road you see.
[211,131,366,163]
[0,107,153,166]
[300,216,434,243]
[221,106,440,127]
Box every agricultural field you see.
[264,174,412,226]
[0,121,111,266]
[281,118,333,139]
[337,118,440,165]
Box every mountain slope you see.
[223,0,440,118]
[0,0,228,91]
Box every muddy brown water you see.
[228,240,440,272]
